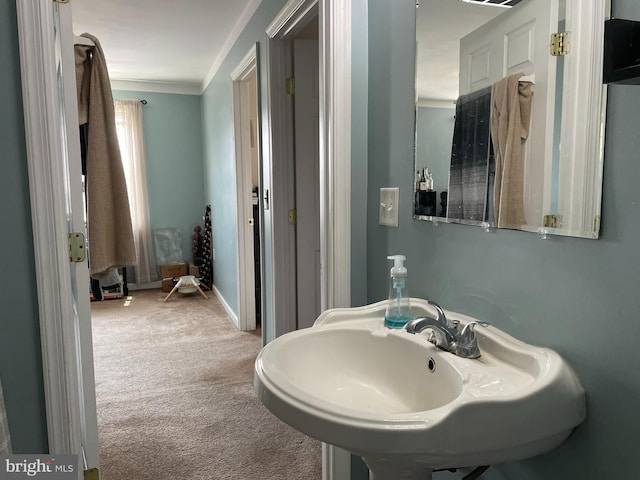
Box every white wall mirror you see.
[413,0,610,239]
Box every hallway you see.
[91,289,321,479]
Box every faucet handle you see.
[460,321,490,337]
[455,321,490,359]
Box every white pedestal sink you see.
[254,299,585,479]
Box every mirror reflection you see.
[413,0,609,238]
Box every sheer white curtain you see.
[114,99,157,284]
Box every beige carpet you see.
[91,289,322,480]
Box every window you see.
[114,99,157,284]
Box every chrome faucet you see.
[404,301,489,359]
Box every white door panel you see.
[294,39,321,330]
[505,21,536,74]
[468,46,492,93]
[460,0,558,227]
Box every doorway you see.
[19,0,355,477]
[263,0,353,345]
[263,4,322,339]
[293,24,321,330]
[232,44,262,332]
[263,1,354,477]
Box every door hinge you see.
[84,468,99,480]
[550,32,570,56]
[594,215,601,233]
[288,209,297,225]
[286,77,295,95]
[53,0,70,3]
[543,214,563,228]
[68,232,86,262]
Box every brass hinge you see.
[550,32,570,56]
[84,468,99,480]
[286,77,295,95]
[288,209,297,225]
[68,232,86,262]
[543,214,563,228]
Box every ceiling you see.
[71,0,506,98]
[71,0,261,94]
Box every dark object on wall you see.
[604,18,640,84]
[439,191,448,217]
[200,205,213,288]
[414,190,437,216]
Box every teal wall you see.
[367,0,640,478]
[351,0,370,308]
[112,90,205,269]
[415,106,454,194]
[350,2,371,476]
[367,0,416,292]
[201,0,289,329]
[8,0,640,477]
[0,0,48,453]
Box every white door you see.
[55,2,100,470]
[556,1,609,236]
[293,39,321,330]
[239,74,258,330]
[460,0,558,228]
[232,48,259,332]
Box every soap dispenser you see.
[384,255,412,328]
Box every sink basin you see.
[254,299,586,479]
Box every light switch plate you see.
[379,187,399,227]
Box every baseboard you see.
[211,284,239,327]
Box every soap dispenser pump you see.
[384,255,412,329]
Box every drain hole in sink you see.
[427,357,436,373]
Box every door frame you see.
[264,0,352,338]
[264,0,352,478]
[556,0,609,236]
[15,0,96,466]
[231,44,260,332]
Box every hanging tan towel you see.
[75,33,136,276]
[490,72,533,229]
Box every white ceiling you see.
[72,0,505,98]
[71,0,261,94]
